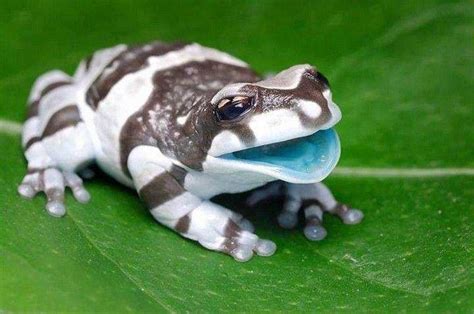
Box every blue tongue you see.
[231,129,340,181]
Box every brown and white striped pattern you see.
[22,71,72,170]
[22,69,95,173]
[89,42,253,183]
[25,105,82,149]
[73,44,128,87]
[19,70,93,216]
[127,145,275,261]
[207,64,341,159]
[128,145,198,230]
[86,42,187,110]
[19,40,354,260]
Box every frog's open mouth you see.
[218,128,340,183]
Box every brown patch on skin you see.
[229,70,332,131]
[138,172,185,209]
[295,105,329,130]
[257,74,332,130]
[302,203,324,224]
[40,81,72,98]
[119,117,158,177]
[27,80,72,119]
[118,47,331,177]
[224,219,241,238]
[38,170,45,191]
[86,41,187,110]
[314,71,330,89]
[221,219,242,253]
[169,165,187,186]
[27,101,40,119]
[174,214,190,234]
[228,124,256,146]
[42,105,82,138]
[84,55,93,71]
[120,59,259,175]
[24,136,41,150]
[295,73,332,128]
[331,203,349,216]
[300,200,324,226]
[27,168,44,174]
[306,217,322,227]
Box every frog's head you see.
[202,64,341,183]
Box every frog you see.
[18,41,363,262]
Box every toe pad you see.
[343,209,364,225]
[304,225,327,241]
[255,239,277,256]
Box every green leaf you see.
[1,0,473,312]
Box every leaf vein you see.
[66,211,175,313]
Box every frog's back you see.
[76,42,186,110]
[76,41,256,184]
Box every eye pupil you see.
[215,97,253,122]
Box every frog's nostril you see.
[315,72,330,88]
[305,69,330,88]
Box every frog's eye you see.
[215,96,254,122]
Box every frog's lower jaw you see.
[217,128,341,184]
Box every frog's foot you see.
[278,199,364,241]
[18,168,90,217]
[179,202,275,262]
[216,220,276,262]
[247,181,363,241]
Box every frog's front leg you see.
[18,70,94,216]
[247,181,363,241]
[128,147,276,262]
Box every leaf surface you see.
[0,0,472,312]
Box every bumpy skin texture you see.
[18,41,363,261]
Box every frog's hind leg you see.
[128,146,275,261]
[18,70,95,217]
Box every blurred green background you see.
[1,0,473,312]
